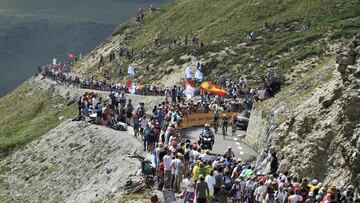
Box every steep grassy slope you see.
[75,0,360,84]
[0,78,75,157]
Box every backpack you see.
[245,182,255,197]
[229,184,239,197]
[224,176,232,190]
[268,194,275,203]
[143,161,152,175]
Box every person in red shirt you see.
[158,161,165,190]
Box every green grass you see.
[0,78,75,157]
[102,0,360,84]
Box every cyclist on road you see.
[213,110,220,134]
[222,114,229,139]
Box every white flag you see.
[185,66,192,79]
[128,65,136,78]
[52,58,57,65]
[195,67,203,82]
[129,85,136,94]
[183,80,195,99]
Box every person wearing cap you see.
[309,179,318,193]
[231,178,242,203]
[195,175,209,203]
[315,194,322,203]
[305,192,315,203]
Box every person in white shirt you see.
[182,173,195,203]
[189,147,200,164]
[254,181,267,203]
[257,89,266,101]
[275,186,287,203]
[205,170,216,200]
[163,150,173,189]
[288,189,303,203]
[140,116,147,139]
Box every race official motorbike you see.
[199,129,214,150]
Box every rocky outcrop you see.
[0,120,145,202]
[245,38,360,187]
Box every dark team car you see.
[234,109,251,131]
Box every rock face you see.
[0,120,145,202]
[245,39,360,187]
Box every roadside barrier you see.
[180,112,236,128]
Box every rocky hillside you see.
[0,76,164,202]
[0,120,146,202]
[245,38,360,187]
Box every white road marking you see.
[233,137,238,141]
[239,151,244,155]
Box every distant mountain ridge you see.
[0,0,170,97]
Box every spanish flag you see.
[199,81,227,96]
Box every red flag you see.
[125,79,132,89]
[67,53,76,59]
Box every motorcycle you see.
[202,137,213,150]
[200,132,214,150]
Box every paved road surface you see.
[181,126,258,162]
